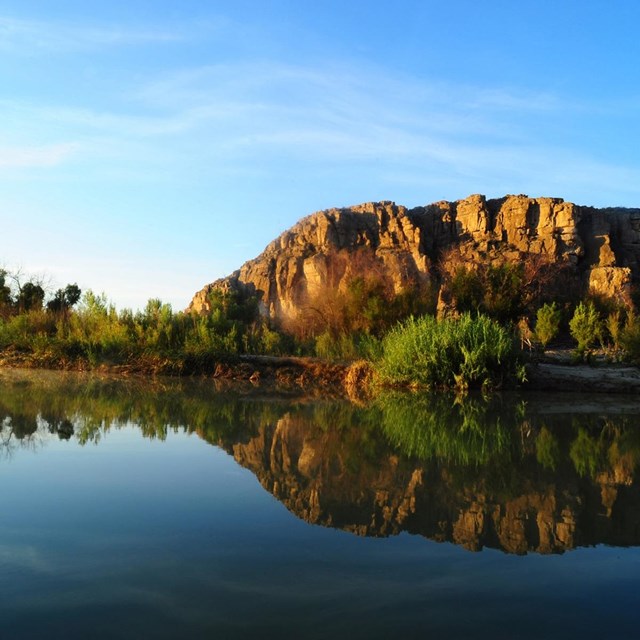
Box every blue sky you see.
[1,0,639,311]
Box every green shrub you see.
[314,330,383,361]
[449,267,483,314]
[605,308,626,353]
[375,313,522,391]
[314,331,359,360]
[620,310,640,364]
[446,262,525,323]
[482,263,525,322]
[535,302,562,348]
[569,302,603,356]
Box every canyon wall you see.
[189,194,640,321]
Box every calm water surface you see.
[1,369,640,639]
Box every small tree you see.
[0,270,12,306]
[535,302,562,349]
[449,266,483,314]
[569,301,602,356]
[620,310,640,364]
[482,262,525,322]
[606,309,624,350]
[47,283,82,313]
[17,282,45,312]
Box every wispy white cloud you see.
[1,56,638,205]
[127,61,533,158]
[0,15,185,54]
[0,143,80,169]
[469,88,562,111]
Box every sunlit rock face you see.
[189,195,640,321]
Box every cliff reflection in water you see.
[2,370,640,555]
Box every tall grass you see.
[375,313,522,391]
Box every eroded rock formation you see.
[189,194,640,321]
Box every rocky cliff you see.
[189,194,640,321]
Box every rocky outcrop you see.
[189,195,640,321]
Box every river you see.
[1,369,639,638]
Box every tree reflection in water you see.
[2,369,640,554]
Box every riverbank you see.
[0,347,354,393]
[525,350,640,393]
[2,345,640,395]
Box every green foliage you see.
[483,263,525,322]
[0,309,57,352]
[619,310,640,364]
[314,330,382,361]
[0,279,299,369]
[569,301,603,356]
[606,309,623,349]
[535,302,562,348]
[66,291,131,361]
[294,256,436,341]
[447,263,525,323]
[375,313,522,391]
[449,267,483,314]
[17,282,45,312]
[0,269,11,308]
[47,283,81,312]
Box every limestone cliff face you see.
[189,195,640,320]
[189,201,432,319]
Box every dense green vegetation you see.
[534,302,562,348]
[3,253,640,390]
[375,313,524,391]
[0,270,291,372]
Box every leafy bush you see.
[620,310,640,364]
[569,302,603,356]
[449,267,483,314]
[315,331,357,360]
[482,263,525,322]
[444,260,527,323]
[314,330,382,361]
[375,313,522,391]
[535,302,562,348]
[605,308,626,353]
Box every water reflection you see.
[2,369,640,555]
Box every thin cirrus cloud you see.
[129,61,540,153]
[0,142,80,169]
[0,15,184,54]
[2,54,637,206]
